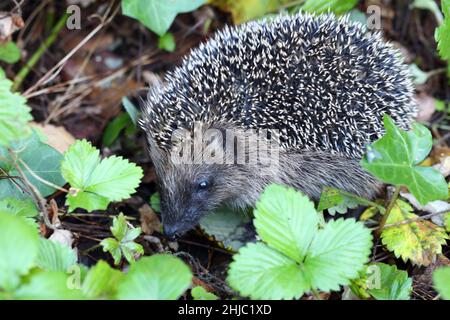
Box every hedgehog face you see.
[155,161,240,239]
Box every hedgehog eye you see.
[197,180,209,189]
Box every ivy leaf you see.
[0,211,39,291]
[13,271,84,300]
[35,238,77,272]
[227,243,309,300]
[381,200,448,266]
[82,260,123,299]
[116,254,192,300]
[433,267,450,300]
[254,184,319,262]
[61,140,143,212]
[100,213,144,265]
[191,286,218,300]
[0,73,32,146]
[227,184,372,299]
[366,263,412,300]
[361,115,447,205]
[0,41,21,64]
[121,0,206,36]
[0,197,38,228]
[301,0,359,15]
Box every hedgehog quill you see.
[140,13,416,238]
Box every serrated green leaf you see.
[305,218,372,292]
[366,263,412,300]
[13,271,84,300]
[82,260,123,299]
[61,140,143,211]
[227,243,310,300]
[254,184,319,262]
[0,197,38,228]
[36,238,77,272]
[381,200,448,266]
[228,184,373,299]
[122,0,206,36]
[116,254,192,300]
[435,0,450,76]
[317,187,383,215]
[191,286,218,300]
[433,267,450,300]
[100,238,122,265]
[301,0,358,14]
[101,213,143,265]
[0,211,39,291]
[361,115,447,205]
[199,206,252,251]
[0,73,32,146]
[0,41,21,64]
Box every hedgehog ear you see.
[147,135,167,169]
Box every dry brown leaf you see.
[139,203,162,235]
[0,12,24,41]
[30,122,76,153]
[415,93,436,122]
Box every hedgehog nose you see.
[163,225,180,240]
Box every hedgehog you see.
[140,13,416,238]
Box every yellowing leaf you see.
[381,200,448,266]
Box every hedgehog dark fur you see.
[141,13,416,237]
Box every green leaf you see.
[116,254,192,300]
[82,260,123,299]
[35,238,77,272]
[100,238,122,265]
[191,286,218,300]
[305,218,372,292]
[13,271,84,300]
[0,41,21,64]
[228,184,372,299]
[366,263,412,300]
[0,211,39,291]
[122,96,139,125]
[254,184,319,262]
[158,32,176,52]
[435,0,450,61]
[317,187,384,215]
[381,200,448,266]
[0,131,66,199]
[101,213,144,265]
[433,267,450,300]
[61,139,143,212]
[199,206,252,251]
[301,0,359,14]
[122,0,206,36]
[227,243,310,300]
[361,115,447,205]
[150,192,161,213]
[0,73,32,146]
[102,113,133,147]
[0,197,38,228]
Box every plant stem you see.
[375,185,402,236]
[12,12,69,91]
